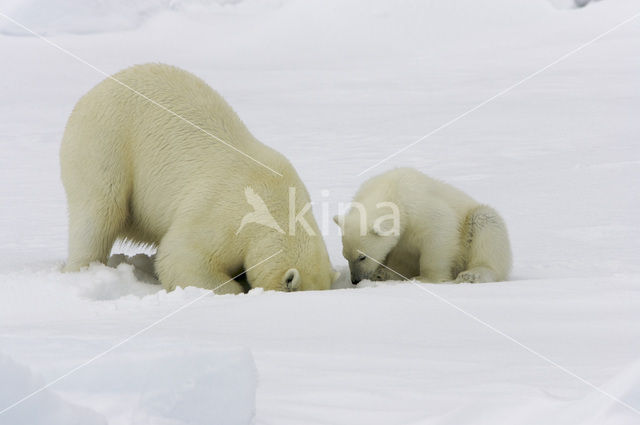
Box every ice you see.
[0,352,106,425]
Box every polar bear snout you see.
[283,268,301,291]
[349,261,371,285]
[350,264,363,284]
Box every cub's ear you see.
[283,268,300,292]
[333,215,344,229]
[371,218,395,236]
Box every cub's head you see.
[334,206,400,285]
[245,232,338,292]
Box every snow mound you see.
[432,357,640,425]
[0,0,244,36]
[76,256,161,301]
[0,0,161,36]
[0,0,600,37]
[58,348,258,425]
[568,359,640,425]
[548,0,603,9]
[0,348,257,425]
[0,352,106,425]
[132,349,257,425]
[107,253,158,285]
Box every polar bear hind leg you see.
[62,158,130,272]
[456,205,512,283]
[63,190,128,272]
[61,129,130,272]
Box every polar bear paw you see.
[370,266,404,282]
[455,267,495,283]
[455,271,481,283]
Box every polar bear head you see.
[334,203,401,284]
[245,231,338,292]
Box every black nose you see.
[351,278,361,285]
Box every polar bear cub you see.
[334,168,512,284]
[61,63,336,294]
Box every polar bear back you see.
[61,63,289,241]
[354,167,479,222]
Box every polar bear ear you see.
[283,268,300,291]
[333,215,344,229]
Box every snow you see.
[0,352,107,425]
[0,0,639,424]
[0,0,250,36]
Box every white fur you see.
[335,168,512,284]
[61,63,335,293]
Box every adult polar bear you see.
[61,63,336,294]
[335,168,512,284]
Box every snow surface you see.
[1,0,639,424]
[0,353,107,425]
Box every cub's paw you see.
[455,270,483,283]
[371,267,392,281]
[371,266,404,281]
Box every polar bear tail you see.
[457,205,512,283]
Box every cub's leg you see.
[155,229,244,294]
[372,247,420,281]
[416,213,458,283]
[456,205,512,283]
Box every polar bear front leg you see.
[204,271,247,294]
[156,253,245,294]
[155,234,244,295]
[416,242,456,283]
